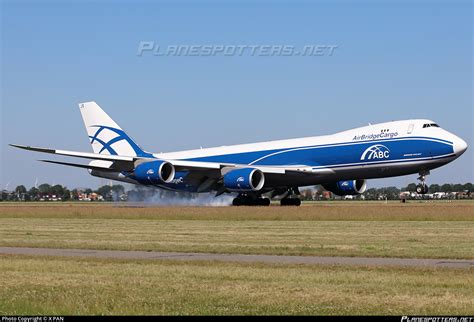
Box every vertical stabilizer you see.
[78,102,152,157]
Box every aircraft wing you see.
[11,143,331,175]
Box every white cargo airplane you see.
[11,102,468,206]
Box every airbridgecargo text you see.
[353,132,399,141]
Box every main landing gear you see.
[279,187,301,206]
[232,195,271,206]
[280,198,301,206]
[232,187,302,206]
[416,170,430,194]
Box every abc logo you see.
[361,145,390,161]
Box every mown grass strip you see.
[0,254,472,315]
[0,202,473,221]
[1,218,472,259]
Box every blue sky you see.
[1,0,472,190]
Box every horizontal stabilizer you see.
[10,144,140,162]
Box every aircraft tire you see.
[416,184,428,195]
[280,198,301,206]
[232,198,242,206]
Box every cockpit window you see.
[423,123,440,128]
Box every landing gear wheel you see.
[280,198,301,206]
[416,170,430,195]
[416,184,429,194]
[233,196,270,206]
[232,197,242,206]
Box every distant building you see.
[433,192,446,199]
[76,191,104,201]
[39,194,62,201]
[399,190,472,200]
[322,191,332,199]
[456,191,470,199]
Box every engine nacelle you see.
[322,179,367,196]
[223,168,265,192]
[134,160,175,184]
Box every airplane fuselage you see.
[91,119,467,193]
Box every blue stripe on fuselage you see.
[184,137,454,168]
[150,137,454,192]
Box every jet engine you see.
[223,168,265,192]
[134,160,175,184]
[322,179,367,196]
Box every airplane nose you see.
[453,136,468,155]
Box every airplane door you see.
[407,123,414,134]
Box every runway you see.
[0,247,472,268]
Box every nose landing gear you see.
[416,170,430,194]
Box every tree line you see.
[300,183,473,200]
[1,183,126,202]
[1,182,473,202]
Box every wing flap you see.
[169,161,327,176]
[168,159,223,171]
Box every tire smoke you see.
[125,186,234,206]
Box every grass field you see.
[0,202,473,259]
[0,202,473,315]
[1,255,472,315]
[1,200,474,221]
